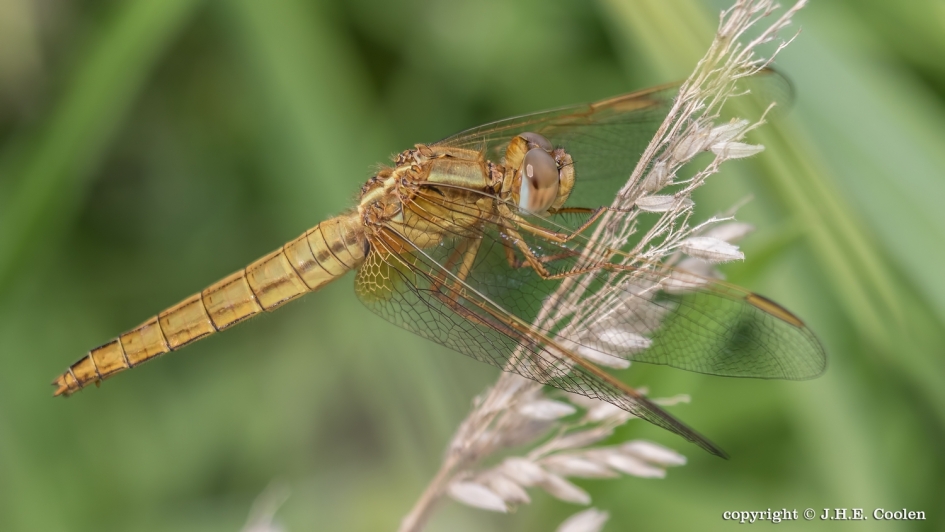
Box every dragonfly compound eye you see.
[518,147,559,214]
[519,131,553,152]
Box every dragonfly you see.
[53,75,825,458]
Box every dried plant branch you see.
[399,2,806,531]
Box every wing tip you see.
[701,439,730,460]
[746,293,805,328]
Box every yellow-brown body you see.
[52,143,556,396]
[53,213,368,396]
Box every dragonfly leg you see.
[502,246,582,270]
[515,206,608,244]
[454,235,482,284]
[428,233,484,297]
[498,223,554,277]
[498,222,611,281]
[438,235,472,273]
[496,205,613,280]
[502,236,518,268]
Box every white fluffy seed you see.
[636,195,693,213]
[671,126,713,160]
[597,329,652,353]
[486,474,531,505]
[539,473,591,504]
[711,141,765,159]
[518,399,577,420]
[447,481,508,512]
[590,450,666,478]
[585,402,632,423]
[679,236,744,263]
[621,440,688,466]
[556,508,610,532]
[576,345,631,369]
[661,268,709,294]
[548,427,615,451]
[643,161,670,192]
[542,454,618,479]
[708,119,750,144]
[500,458,547,486]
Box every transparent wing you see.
[393,188,825,380]
[433,69,792,208]
[356,225,730,457]
[435,85,674,208]
[354,189,824,456]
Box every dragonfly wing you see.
[433,69,792,208]
[388,187,826,380]
[435,85,674,209]
[355,227,729,457]
[566,265,827,380]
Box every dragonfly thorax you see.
[356,144,502,252]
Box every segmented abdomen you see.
[53,212,366,396]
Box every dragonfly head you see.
[507,132,575,215]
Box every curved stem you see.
[398,454,463,532]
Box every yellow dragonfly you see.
[53,77,825,457]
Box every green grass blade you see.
[0,0,204,295]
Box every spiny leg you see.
[502,242,582,270]
[496,222,582,270]
[515,206,608,244]
[424,232,484,296]
[495,210,612,281]
[495,203,611,274]
[499,222,613,281]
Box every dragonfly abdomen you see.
[52,212,367,396]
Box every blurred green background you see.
[1,0,943,530]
